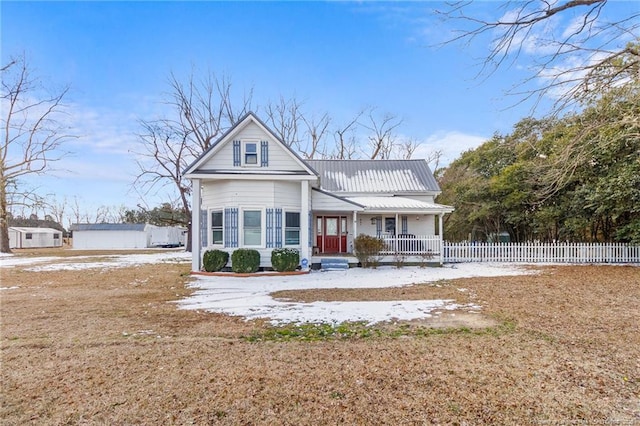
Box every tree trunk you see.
[0,178,12,253]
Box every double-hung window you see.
[211,210,223,245]
[244,142,258,165]
[243,210,262,246]
[285,212,300,245]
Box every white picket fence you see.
[443,242,640,264]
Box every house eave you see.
[185,171,318,181]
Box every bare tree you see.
[263,96,303,149]
[424,148,444,172]
[437,0,640,111]
[331,110,363,160]
[134,70,253,251]
[300,112,331,159]
[396,137,422,160]
[1,55,74,252]
[361,109,403,159]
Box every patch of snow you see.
[178,263,534,325]
[1,251,191,271]
[0,286,19,290]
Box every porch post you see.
[191,178,201,272]
[300,180,310,270]
[439,212,444,265]
[352,211,358,252]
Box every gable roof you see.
[306,159,441,194]
[9,227,62,234]
[182,111,317,177]
[70,223,149,232]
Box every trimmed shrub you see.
[353,234,385,268]
[202,249,229,272]
[271,248,300,272]
[231,248,261,273]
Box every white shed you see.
[71,223,154,250]
[9,227,64,249]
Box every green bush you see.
[353,234,385,268]
[231,248,261,273]
[271,248,300,272]
[202,249,229,272]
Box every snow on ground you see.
[178,263,534,325]
[2,250,535,325]
[0,251,191,270]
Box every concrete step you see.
[321,258,350,271]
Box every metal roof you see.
[9,227,61,234]
[70,223,148,232]
[345,197,454,212]
[306,159,440,194]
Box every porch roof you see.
[345,196,454,213]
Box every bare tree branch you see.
[437,0,640,112]
[1,54,75,252]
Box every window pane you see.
[245,143,257,153]
[212,230,223,244]
[211,211,223,227]
[243,210,261,245]
[244,229,261,245]
[245,153,257,164]
[285,212,300,227]
[326,218,338,236]
[285,230,300,245]
[385,217,396,234]
[244,211,261,227]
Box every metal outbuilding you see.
[9,227,64,249]
[70,223,185,249]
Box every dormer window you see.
[232,139,268,167]
[244,141,258,165]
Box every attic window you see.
[244,142,258,165]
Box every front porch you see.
[311,234,444,268]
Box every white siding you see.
[73,230,150,249]
[200,122,304,172]
[311,190,362,212]
[202,180,301,210]
[403,194,437,204]
[9,228,63,249]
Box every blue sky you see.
[2,1,637,222]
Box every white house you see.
[183,112,454,272]
[9,227,64,249]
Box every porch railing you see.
[379,234,441,256]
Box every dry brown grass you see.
[1,250,639,425]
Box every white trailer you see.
[150,226,186,248]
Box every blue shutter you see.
[233,140,241,166]
[224,208,238,248]
[266,208,274,248]
[275,208,283,248]
[401,215,408,234]
[308,212,313,247]
[261,141,269,167]
[200,210,208,247]
[375,217,382,237]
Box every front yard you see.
[1,249,638,424]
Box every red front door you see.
[323,217,340,253]
[316,216,348,254]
